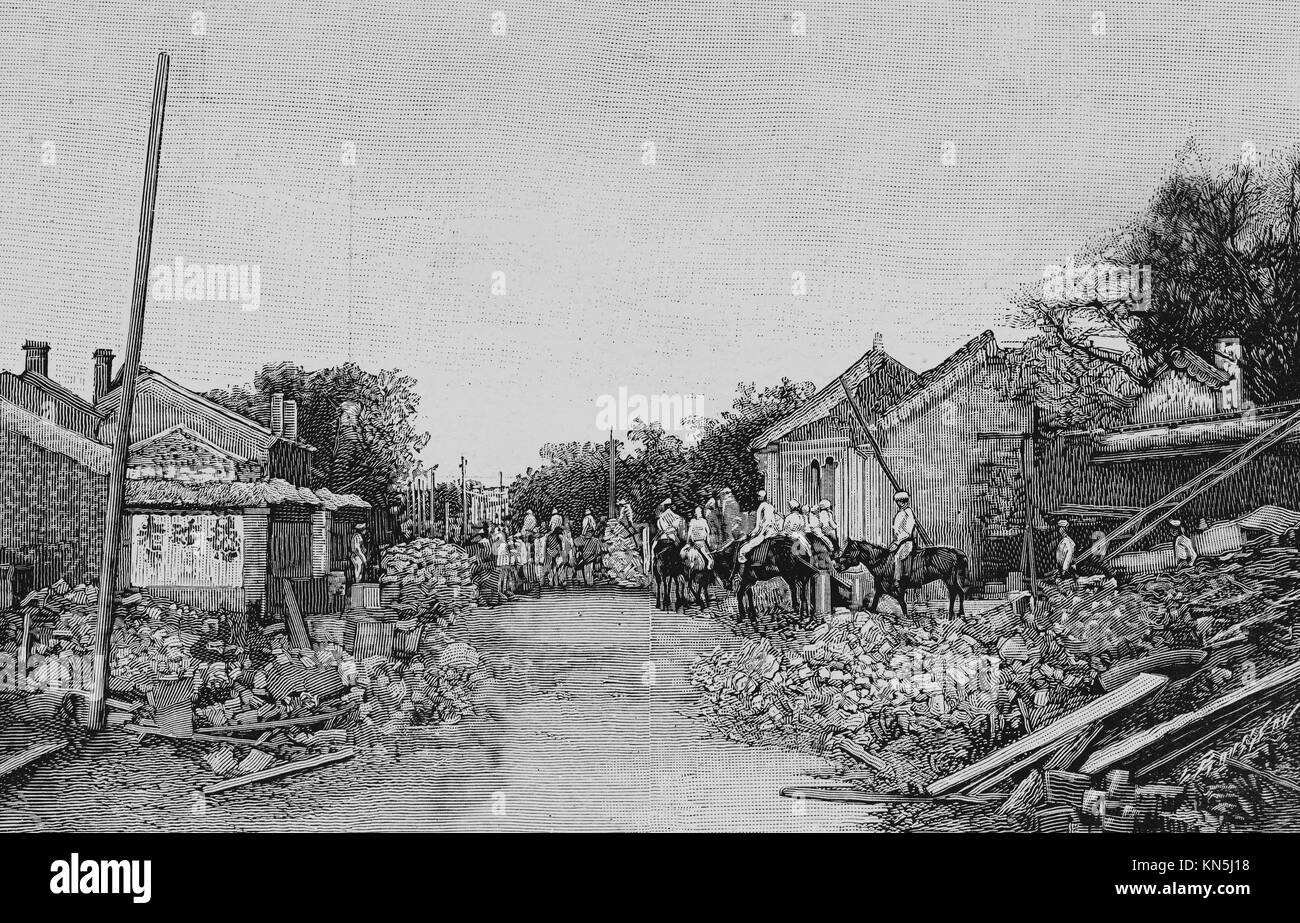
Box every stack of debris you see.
[379,538,477,626]
[692,609,1001,767]
[601,520,649,588]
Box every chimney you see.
[269,392,285,436]
[92,348,115,401]
[872,332,884,352]
[282,398,299,442]
[23,340,50,377]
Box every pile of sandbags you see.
[379,538,476,626]
[601,521,649,588]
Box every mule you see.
[836,539,969,618]
[678,543,715,612]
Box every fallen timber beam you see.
[835,736,889,772]
[1080,659,1300,777]
[0,741,67,779]
[928,673,1169,796]
[195,703,357,737]
[203,748,355,795]
[1224,757,1300,798]
[780,786,1001,805]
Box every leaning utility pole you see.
[88,52,170,731]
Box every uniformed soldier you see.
[738,489,777,563]
[890,491,916,587]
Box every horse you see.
[534,532,573,590]
[836,539,968,618]
[678,543,715,612]
[712,535,815,626]
[651,535,686,610]
[571,533,605,587]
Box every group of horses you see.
[651,531,971,625]
[460,530,607,599]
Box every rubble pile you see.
[379,538,477,626]
[691,608,1001,772]
[601,520,649,588]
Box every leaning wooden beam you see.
[0,741,66,779]
[928,673,1169,795]
[204,748,354,795]
[1081,659,1300,777]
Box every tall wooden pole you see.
[607,430,617,520]
[460,455,467,536]
[87,52,170,731]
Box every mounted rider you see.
[811,498,839,554]
[685,505,714,569]
[890,490,917,587]
[581,508,598,537]
[656,499,685,542]
[784,499,813,559]
[737,489,777,564]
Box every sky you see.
[2,0,1299,482]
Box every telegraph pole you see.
[88,52,170,731]
[460,455,467,537]
[607,430,617,520]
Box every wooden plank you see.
[1100,650,1207,692]
[124,722,192,740]
[204,747,354,795]
[1225,757,1300,798]
[1044,722,1103,772]
[929,673,1169,795]
[194,703,356,737]
[280,578,312,651]
[965,743,1054,795]
[835,736,889,772]
[1081,659,1300,777]
[780,786,1000,805]
[0,741,66,778]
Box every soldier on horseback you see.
[783,499,813,560]
[890,490,917,587]
[737,489,776,564]
[812,498,839,554]
[685,505,714,569]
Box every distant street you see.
[1,587,883,832]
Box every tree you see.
[1012,147,1300,428]
[208,361,430,509]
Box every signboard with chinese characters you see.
[130,513,244,587]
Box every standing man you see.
[1172,519,1198,568]
[349,523,369,586]
[1054,519,1076,577]
[738,489,777,563]
[890,490,916,588]
[548,508,564,534]
[705,496,725,548]
[721,488,743,542]
[617,497,635,530]
[521,508,539,543]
